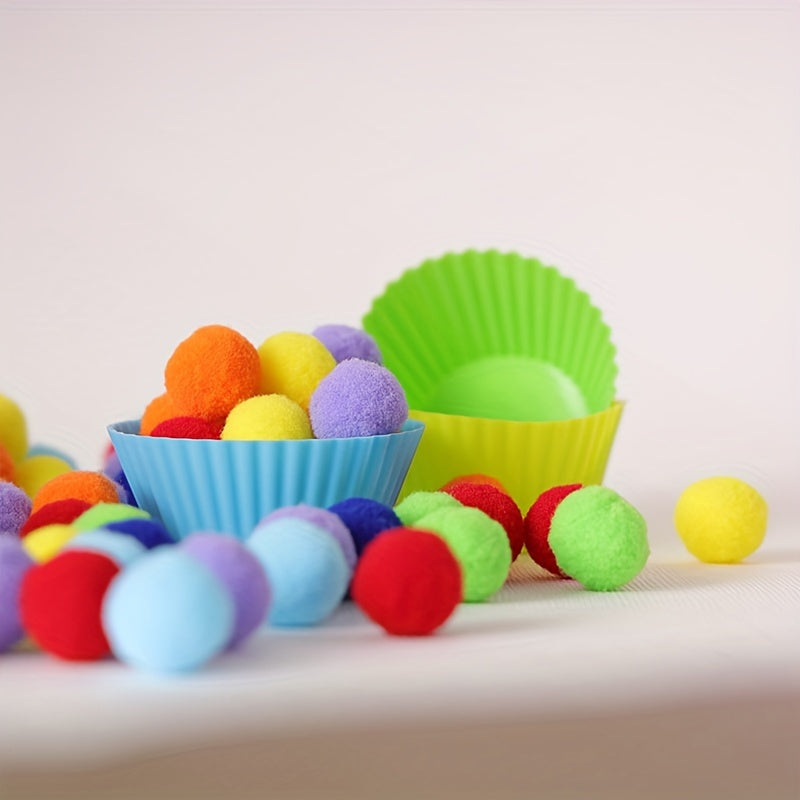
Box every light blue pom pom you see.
[247,517,349,627]
[65,528,146,566]
[102,548,234,673]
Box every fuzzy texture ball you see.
[149,416,222,440]
[312,324,382,365]
[181,532,271,649]
[549,486,649,591]
[524,484,583,577]
[27,445,77,470]
[102,447,121,478]
[310,359,408,439]
[0,394,27,463]
[165,325,262,421]
[0,480,32,536]
[221,394,312,441]
[22,524,79,563]
[140,393,178,436]
[417,505,511,603]
[247,518,349,627]
[74,503,150,532]
[263,504,357,573]
[258,331,337,411]
[0,537,34,652]
[65,529,147,567]
[21,550,120,661]
[441,474,508,493]
[444,482,525,561]
[0,443,15,483]
[103,548,234,673]
[394,491,461,527]
[328,497,401,557]
[106,466,136,507]
[20,498,91,538]
[13,455,73,499]
[352,527,462,636]
[105,518,175,549]
[32,471,122,513]
[674,476,768,563]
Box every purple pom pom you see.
[312,324,382,364]
[0,481,32,537]
[309,359,408,439]
[0,537,34,651]
[328,497,401,557]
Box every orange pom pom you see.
[165,325,261,421]
[140,393,177,436]
[0,442,15,483]
[32,471,121,513]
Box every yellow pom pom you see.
[14,455,73,498]
[674,476,768,563]
[0,394,28,463]
[221,394,312,441]
[23,523,78,563]
[258,332,336,411]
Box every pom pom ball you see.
[140,393,178,436]
[65,529,147,567]
[13,455,73,499]
[181,532,271,649]
[247,518,349,627]
[149,416,222,440]
[523,484,583,577]
[328,497,401,557]
[27,444,77,469]
[164,325,261,421]
[0,394,28,463]
[21,550,120,660]
[416,505,511,602]
[257,331,336,411]
[352,527,462,636]
[0,443,15,483]
[548,486,649,591]
[74,502,150,532]
[31,470,122,513]
[394,491,460,527]
[0,537,34,652]
[103,548,234,673]
[221,394,311,441]
[19,498,92,538]
[674,476,768,564]
[443,481,525,561]
[0,480,32,536]
[262,504,357,573]
[441,473,508,493]
[309,359,408,439]
[312,324,382,365]
[22,524,79,563]
[105,518,175,549]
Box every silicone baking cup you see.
[108,420,424,541]
[363,250,622,511]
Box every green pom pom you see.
[417,505,511,602]
[549,486,649,591]
[395,491,461,526]
[74,502,151,532]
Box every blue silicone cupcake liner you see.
[107,420,424,541]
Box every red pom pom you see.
[149,416,222,440]
[352,527,462,636]
[19,498,92,538]
[441,473,507,494]
[443,482,524,561]
[523,484,582,577]
[20,550,120,660]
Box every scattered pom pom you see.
[13,454,73,498]
[74,502,150,532]
[0,394,28,463]
[181,532,271,649]
[164,325,261,421]
[416,505,511,602]
[103,548,234,673]
[65,529,147,567]
[149,416,222,440]
[105,518,175,549]
[441,473,508,494]
[257,331,336,411]
[22,524,79,563]
[352,527,462,636]
[140,393,178,436]
[310,359,408,439]
[0,480,32,536]
[247,518,349,627]
[443,481,525,561]
[312,324,382,365]
[20,498,92,538]
[0,443,15,483]
[107,465,136,507]
[523,484,583,577]
[674,476,768,564]
[262,504,357,573]
[221,394,311,441]
[548,486,649,591]
[27,444,77,469]
[21,550,120,660]
[31,470,122,513]
[394,491,460,527]
[0,537,34,652]
[328,497,401,557]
